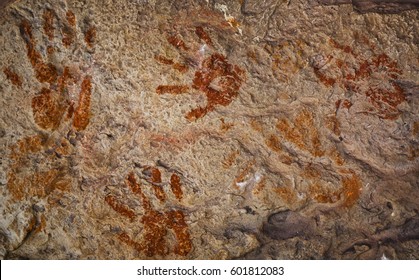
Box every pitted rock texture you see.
[318,0,419,14]
[0,0,418,260]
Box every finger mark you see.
[118,232,143,252]
[126,172,151,212]
[152,185,167,202]
[57,66,73,94]
[3,67,22,87]
[62,26,75,47]
[155,55,189,73]
[73,76,92,131]
[62,10,77,47]
[170,174,183,201]
[185,106,209,121]
[19,20,58,83]
[84,26,96,48]
[105,195,136,220]
[43,9,54,41]
[66,11,76,26]
[173,63,188,73]
[143,167,166,202]
[195,26,213,46]
[167,35,189,51]
[155,55,174,65]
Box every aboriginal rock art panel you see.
[311,36,406,120]
[155,26,245,121]
[105,168,192,257]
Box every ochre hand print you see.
[155,26,245,121]
[311,36,405,120]
[244,108,362,209]
[19,8,95,131]
[105,168,192,257]
[7,135,73,201]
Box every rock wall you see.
[318,0,419,13]
[0,0,418,259]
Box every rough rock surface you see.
[318,1,419,14]
[0,0,418,260]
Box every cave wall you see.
[0,0,418,259]
[318,0,419,13]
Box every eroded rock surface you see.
[0,0,418,259]
[318,0,419,14]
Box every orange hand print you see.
[105,168,192,257]
[155,26,245,121]
[7,134,73,201]
[19,8,95,131]
[311,36,405,120]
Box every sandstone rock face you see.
[0,0,418,260]
[318,0,419,14]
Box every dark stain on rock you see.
[263,210,314,240]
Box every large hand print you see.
[105,168,192,257]
[19,8,95,131]
[155,26,245,121]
